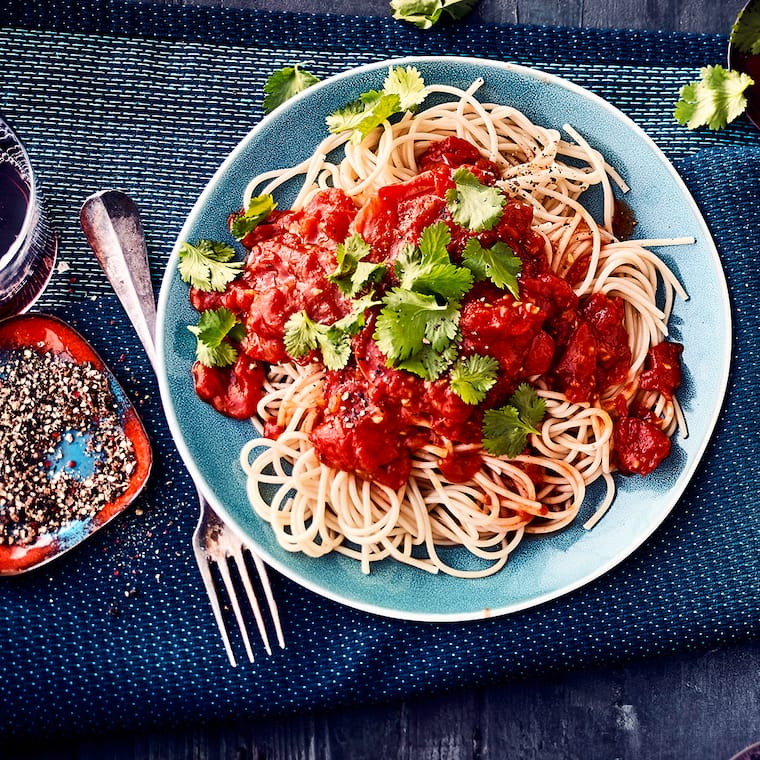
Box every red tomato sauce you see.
[190,137,683,486]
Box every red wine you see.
[0,153,56,319]
[0,160,30,259]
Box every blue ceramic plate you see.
[156,57,730,622]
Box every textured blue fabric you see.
[0,1,759,739]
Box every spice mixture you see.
[0,347,136,546]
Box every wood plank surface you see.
[9,1,759,759]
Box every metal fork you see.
[81,189,285,665]
[193,493,284,664]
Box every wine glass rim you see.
[0,113,40,270]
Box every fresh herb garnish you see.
[187,307,245,368]
[328,234,387,297]
[263,64,321,114]
[326,66,428,143]
[178,240,243,292]
[445,167,506,231]
[390,0,480,29]
[374,222,473,379]
[283,310,353,371]
[461,238,521,297]
[230,194,277,241]
[674,64,754,131]
[395,222,474,300]
[731,2,760,55]
[481,383,546,457]
[449,354,499,405]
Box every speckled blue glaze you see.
[155,57,731,622]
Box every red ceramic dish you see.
[0,313,152,574]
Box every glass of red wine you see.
[0,115,57,320]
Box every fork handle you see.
[80,190,159,372]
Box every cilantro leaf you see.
[178,240,243,292]
[449,354,499,405]
[511,382,547,429]
[397,342,458,380]
[445,167,506,231]
[326,66,429,143]
[731,3,760,55]
[674,65,754,131]
[230,194,277,241]
[383,66,427,111]
[390,0,480,29]
[187,307,244,368]
[481,384,546,457]
[263,64,321,114]
[283,310,352,371]
[328,234,387,297]
[374,288,461,363]
[283,310,321,359]
[326,90,402,143]
[461,238,522,297]
[395,222,474,301]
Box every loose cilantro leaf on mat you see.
[283,311,353,371]
[481,384,546,457]
[263,64,321,114]
[326,66,428,143]
[449,354,499,405]
[674,65,754,131]
[178,240,243,292]
[328,234,387,297]
[461,238,522,297]
[390,0,480,29]
[731,2,760,55]
[230,194,277,241]
[187,307,245,368]
[445,167,506,231]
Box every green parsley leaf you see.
[445,167,506,231]
[283,310,352,371]
[390,0,480,29]
[187,307,244,368]
[449,354,499,405]
[731,3,760,55]
[328,234,387,297]
[230,194,277,241]
[326,66,429,143]
[461,238,522,297]
[674,64,754,131]
[178,240,243,292]
[263,64,321,114]
[481,384,546,457]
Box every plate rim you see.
[156,55,732,622]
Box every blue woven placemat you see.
[1,0,759,738]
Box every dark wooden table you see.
[16,1,760,758]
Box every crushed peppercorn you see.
[0,347,136,546]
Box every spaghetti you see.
[189,71,690,577]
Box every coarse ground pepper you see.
[0,347,136,546]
